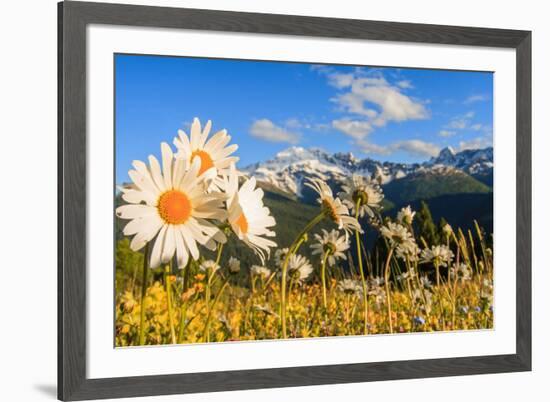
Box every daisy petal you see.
[161,225,176,264]
[150,225,167,268]
[160,142,173,189]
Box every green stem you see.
[451,249,461,329]
[215,242,224,265]
[405,258,413,300]
[264,272,276,290]
[446,237,452,284]
[203,276,230,342]
[289,277,296,301]
[280,211,326,338]
[345,294,352,325]
[354,200,369,335]
[384,247,395,334]
[138,244,150,346]
[434,262,445,330]
[177,261,192,343]
[320,250,330,309]
[202,242,225,341]
[164,265,177,344]
[451,277,458,330]
[177,301,188,343]
[205,271,212,342]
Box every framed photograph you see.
[58,1,531,400]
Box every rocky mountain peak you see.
[243,145,493,199]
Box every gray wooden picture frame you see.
[58,1,532,400]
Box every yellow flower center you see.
[157,189,192,224]
[191,150,215,175]
[235,212,249,234]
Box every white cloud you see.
[439,130,456,137]
[315,68,436,159]
[332,77,428,126]
[357,140,393,156]
[397,80,414,89]
[447,111,475,130]
[357,139,440,158]
[464,94,490,104]
[315,68,428,130]
[327,73,355,89]
[284,117,332,132]
[334,92,379,118]
[458,136,493,151]
[448,120,467,130]
[249,119,299,144]
[391,140,441,157]
[284,117,312,130]
[309,64,331,74]
[284,117,301,129]
[443,112,491,138]
[332,119,373,140]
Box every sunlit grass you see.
[115,221,493,346]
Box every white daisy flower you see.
[396,269,414,282]
[274,248,290,268]
[310,229,349,266]
[412,288,433,313]
[368,286,386,306]
[199,260,220,275]
[339,174,384,218]
[337,279,362,296]
[420,276,433,289]
[224,165,277,263]
[287,254,313,282]
[116,143,227,269]
[368,276,385,288]
[412,288,426,304]
[396,242,421,262]
[397,205,416,225]
[380,222,416,252]
[420,245,455,268]
[305,178,361,235]
[449,263,472,283]
[251,265,271,280]
[173,118,239,189]
[481,279,493,300]
[228,257,241,274]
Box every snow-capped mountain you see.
[243,146,493,198]
[427,146,493,175]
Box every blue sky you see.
[115,54,493,183]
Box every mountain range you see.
[243,145,493,200]
[241,146,493,236]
